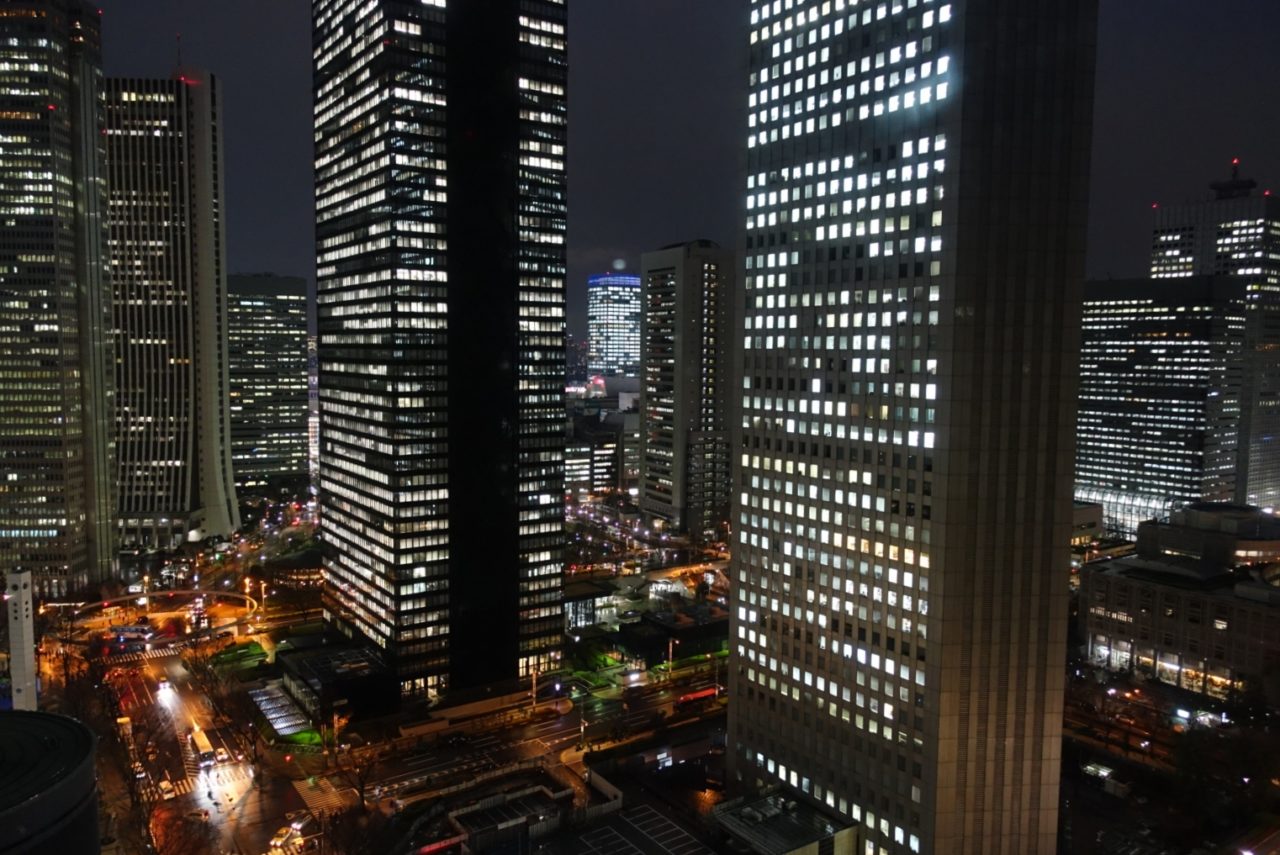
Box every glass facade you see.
[1150,175,1280,511]
[586,273,640,377]
[0,0,114,594]
[1075,277,1247,537]
[313,0,566,698]
[104,74,240,550]
[227,274,309,490]
[729,2,1097,853]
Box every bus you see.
[109,625,153,642]
[192,729,216,767]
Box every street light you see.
[667,638,679,681]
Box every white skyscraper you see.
[730,2,1098,853]
[105,72,240,549]
[6,570,38,711]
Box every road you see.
[374,672,723,802]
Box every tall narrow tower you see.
[104,72,240,549]
[0,0,115,595]
[730,2,1098,853]
[313,0,567,698]
[6,570,39,711]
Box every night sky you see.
[99,0,1280,338]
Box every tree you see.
[334,743,385,808]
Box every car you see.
[216,630,233,639]
[157,677,170,691]
[214,747,230,764]
[270,827,296,848]
[157,780,176,801]
[131,761,146,779]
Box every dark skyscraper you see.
[0,0,114,594]
[313,0,566,698]
[227,274,309,490]
[104,72,240,549]
[639,240,732,542]
[729,2,1098,853]
[1150,166,1280,511]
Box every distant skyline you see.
[98,0,1280,337]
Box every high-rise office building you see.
[313,0,566,698]
[0,0,115,595]
[1150,164,1280,510]
[227,274,309,490]
[730,3,1097,853]
[639,240,732,542]
[586,273,640,377]
[104,72,240,549]
[1074,276,1261,536]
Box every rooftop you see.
[715,791,854,855]
[278,644,392,688]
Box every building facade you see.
[313,0,566,697]
[1074,276,1255,536]
[729,2,1098,853]
[227,274,309,491]
[586,273,641,377]
[639,240,732,542]
[1150,165,1280,511]
[0,0,115,594]
[104,72,240,549]
[1082,503,1280,703]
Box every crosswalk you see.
[293,777,356,814]
[106,646,176,664]
[139,776,194,803]
[139,764,253,803]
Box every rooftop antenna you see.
[1210,156,1256,200]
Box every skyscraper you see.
[639,240,732,542]
[313,0,566,698]
[730,2,1097,853]
[1074,276,1255,536]
[586,273,640,377]
[104,72,240,549]
[0,0,114,595]
[227,274,309,491]
[1151,164,1280,510]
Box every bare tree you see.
[333,743,385,808]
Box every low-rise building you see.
[715,790,860,855]
[278,645,399,723]
[1081,503,1280,702]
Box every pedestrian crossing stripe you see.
[140,776,194,802]
[139,764,251,802]
[292,778,356,814]
[105,647,175,664]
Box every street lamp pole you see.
[531,668,538,713]
[667,638,678,681]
